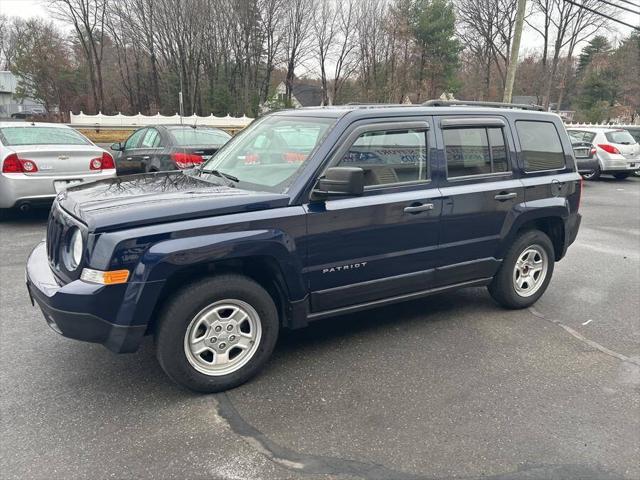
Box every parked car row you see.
[567,127,640,180]
[0,123,233,218]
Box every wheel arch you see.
[138,232,307,334]
[152,255,293,331]
[501,210,568,262]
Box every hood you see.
[57,172,290,231]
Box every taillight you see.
[171,152,203,169]
[283,152,307,163]
[244,153,260,165]
[590,147,596,156]
[2,153,38,173]
[90,152,115,170]
[597,144,620,154]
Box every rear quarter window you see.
[516,121,565,171]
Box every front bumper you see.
[26,242,147,353]
[0,170,115,209]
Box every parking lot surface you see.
[1,178,639,480]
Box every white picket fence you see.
[565,122,639,128]
[68,112,637,130]
[69,111,254,128]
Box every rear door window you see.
[141,128,161,148]
[516,121,565,171]
[443,127,509,178]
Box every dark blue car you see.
[25,101,582,392]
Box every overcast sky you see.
[1,0,636,58]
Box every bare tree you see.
[331,0,359,104]
[356,0,391,101]
[258,0,285,103]
[49,0,109,112]
[282,0,314,103]
[457,0,519,98]
[531,0,610,108]
[313,0,337,105]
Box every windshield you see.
[202,115,336,192]
[169,127,231,146]
[605,130,636,145]
[0,126,91,146]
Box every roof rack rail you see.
[422,99,545,111]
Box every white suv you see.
[566,127,640,180]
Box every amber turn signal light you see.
[81,268,129,285]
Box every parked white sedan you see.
[0,122,116,216]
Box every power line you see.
[598,0,640,14]
[565,0,640,30]
[612,0,640,9]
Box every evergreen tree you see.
[578,36,611,73]
[411,0,461,99]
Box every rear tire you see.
[581,164,600,180]
[155,274,279,393]
[488,230,555,309]
[613,172,629,180]
[632,170,640,178]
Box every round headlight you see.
[66,228,83,270]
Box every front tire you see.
[155,274,279,393]
[613,172,629,180]
[488,230,555,309]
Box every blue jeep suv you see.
[25,101,582,392]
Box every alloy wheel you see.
[512,245,548,298]
[183,299,262,376]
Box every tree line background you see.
[0,0,637,123]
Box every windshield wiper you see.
[198,168,239,185]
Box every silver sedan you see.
[0,122,116,216]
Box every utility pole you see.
[179,70,184,126]
[503,0,527,103]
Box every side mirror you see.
[312,167,364,200]
[110,142,123,151]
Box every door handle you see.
[142,156,150,160]
[126,157,132,160]
[404,203,434,214]
[494,192,517,201]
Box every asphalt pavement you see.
[1,177,638,480]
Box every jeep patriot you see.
[25,101,582,392]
